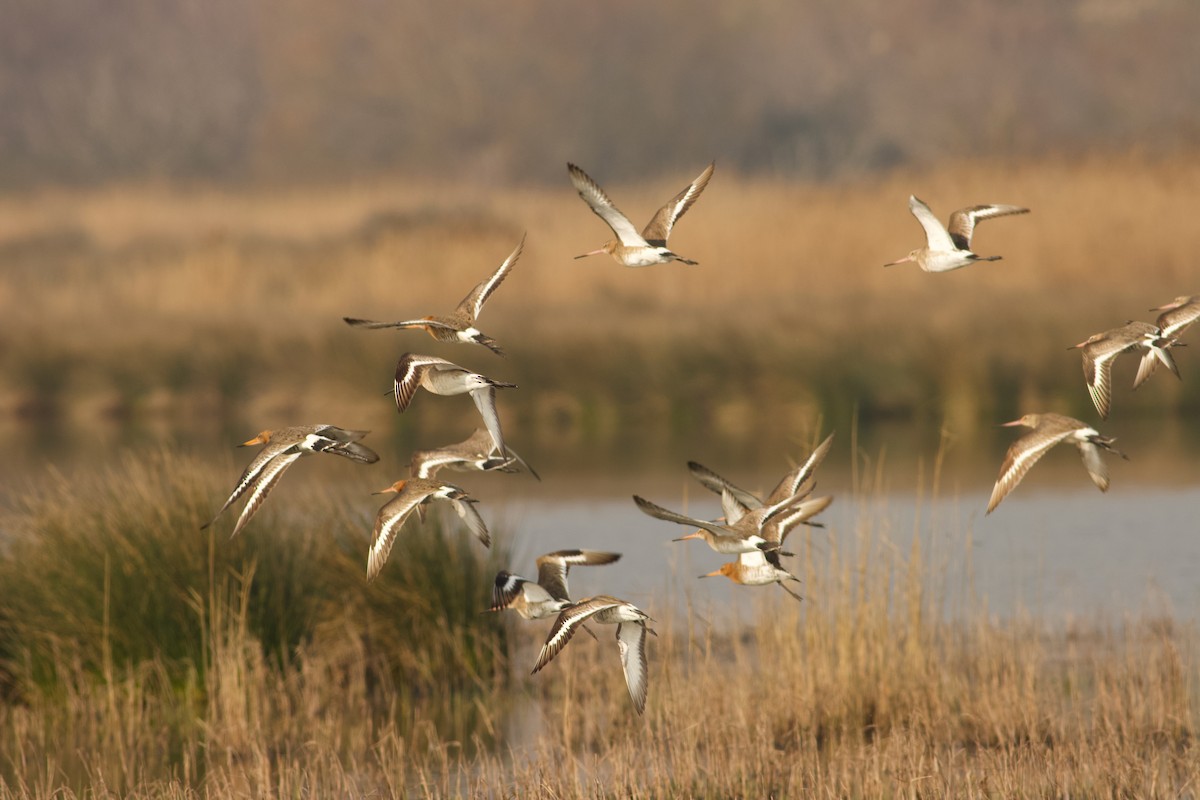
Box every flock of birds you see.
[199,161,1200,715]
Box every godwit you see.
[203,425,378,538]
[1152,295,1200,340]
[568,161,714,267]
[632,490,818,557]
[1070,321,1179,419]
[409,427,540,481]
[343,235,524,356]
[393,353,516,457]
[700,550,803,602]
[489,550,622,620]
[367,478,489,581]
[687,432,835,543]
[884,195,1029,273]
[986,413,1128,514]
[532,595,654,715]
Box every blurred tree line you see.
[1,0,1197,187]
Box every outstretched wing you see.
[469,386,509,458]
[311,426,379,464]
[535,550,622,602]
[907,195,955,252]
[227,451,304,538]
[455,234,525,321]
[568,163,647,247]
[448,494,490,547]
[687,461,763,510]
[532,597,621,674]
[632,495,733,538]
[986,427,1075,514]
[946,204,1029,251]
[1155,297,1200,339]
[393,354,452,412]
[616,622,649,715]
[343,317,458,331]
[641,161,714,245]
[766,432,835,505]
[202,442,292,529]
[367,485,436,581]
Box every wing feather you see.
[228,451,303,538]
[535,550,621,602]
[986,427,1075,514]
[344,317,457,331]
[766,432,835,504]
[616,622,649,715]
[641,161,714,245]
[908,195,956,252]
[367,486,436,581]
[568,163,647,247]
[532,598,619,673]
[686,461,762,510]
[946,204,1029,250]
[455,234,524,321]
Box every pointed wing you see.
[641,161,714,246]
[410,449,467,479]
[720,487,752,525]
[535,550,622,602]
[367,485,437,581]
[491,571,555,612]
[1076,441,1111,492]
[772,495,835,545]
[448,494,490,547]
[986,426,1076,514]
[493,445,540,481]
[758,489,817,528]
[202,441,293,528]
[946,204,1029,250]
[227,451,304,538]
[907,195,956,252]
[616,622,649,715]
[469,386,508,457]
[632,495,733,538]
[1080,343,1124,420]
[766,432,835,504]
[455,234,524,322]
[687,461,763,510]
[491,571,530,611]
[532,597,621,674]
[567,163,647,247]
[393,354,452,412]
[1156,298,1200,339]
[310,426,379,464]
[344,317,458,331]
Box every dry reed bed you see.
[3,154,1200,436]
[0,455,1197,798]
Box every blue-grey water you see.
[492,485,1200,625]
[3,416,1197,624]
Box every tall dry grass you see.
[0,452,511,796]
[0,451,1197,798]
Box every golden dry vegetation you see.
[0,453,1196,798]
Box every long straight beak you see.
[574,248,605,260]
[882,255,912,267]
[1000,419,1025,427]
[673,531,705,542]
[699,570,721,579]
